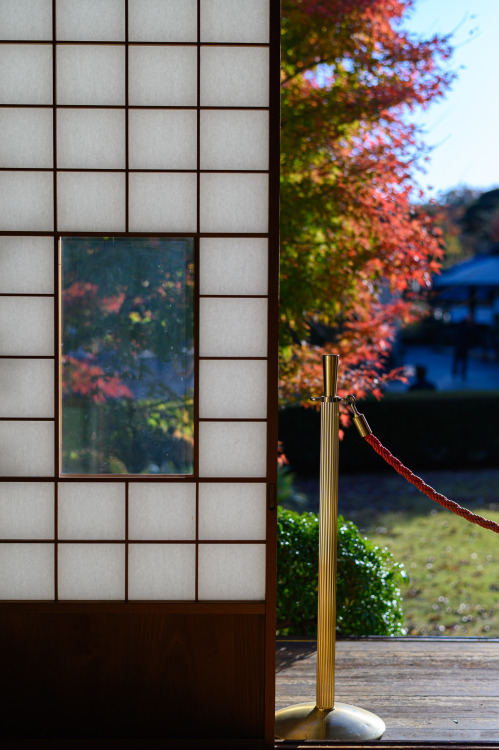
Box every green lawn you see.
[295,468,499,637]
[367,507,499,636]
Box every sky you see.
[405,0,499,198]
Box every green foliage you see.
[63,396,193,475]
[277,464,308,511]
[277,506,407,637]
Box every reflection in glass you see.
[61,237,194,475]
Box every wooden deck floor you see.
[276,638,499,743]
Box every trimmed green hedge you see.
[277,506,407,636]
[279,390,499,474]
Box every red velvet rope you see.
[365,433,499,534]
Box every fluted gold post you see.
[275,354,386,741]
[316,354,339,710]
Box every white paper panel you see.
[57,172,126,231]
[58,543,125,599]
[199,360,267,419]
[56,0,125,41]
[128,46,197,106]
[129,173,197,232]
[200,110,268,171]
[0,421,54,477]
[199,484,266,540]
[129,483,195,540]
[200,173,268,234]
[0,359,54,418]
[58,483,125,540]
[0,108,53,168]
[129,0,197,42]
[0,483,54,539]
[0,543,54,599]
[200,47,269,107]
[198,544,265,600]
[0,297,53,355]
[199,298,267,357]
[0,0,52,40]
[0,172,53,231]
[57,45,125,105]
[200,238,268,296]
[199,422,267,478]
[0,45,52,104]
[128,544,195,600]
[57,109,126,169]
[201,0,269,43]
[0,237,53,294]
[129,110,197,170]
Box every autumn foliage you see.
[61,238,194,474]
[279,0,454,407]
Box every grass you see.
[367,507,499,636]
[293,468,499,637]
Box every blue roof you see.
[433,254,499,288]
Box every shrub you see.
[279,390,499,475]
[277,506,407,636]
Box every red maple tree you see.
[279,0,454,411]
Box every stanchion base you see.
[275,702,385,741]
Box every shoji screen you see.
[0,0,279,745]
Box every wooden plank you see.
[275,639,499,742]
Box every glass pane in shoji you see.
[199,483,266,540]
[58,543,125,600]
[0,45,52,104]
[198,544,266,600]
[0,172,53,231]
[200,238,268,296]
[199,422,267,478]
[60,237,194,476]
[0,422,54,477]
[0,0,52,40]
[0,297,53,355]
[57,109,126,169]
[200,47,269,107]
[0,543,54,599]
[200,173,268,234]
[0,109,53,168]
[199,298,267,357]
[201,0,269,43]
[129,173,197,232]
[128,544,195,600]
[0,359,54,418]
[128,0,197,43]
[0,483,54,540]
[56,0,125,41]
[58,483,125,540]
[57,172,126,231]
[129,110,197,170]
[0,237,53,294]
[199,360,267,419]
[200,110,269,171]
[56,45,125,106]
[128,47,197,106]
[129,483,196,540]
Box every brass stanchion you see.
[275,354,385,741]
